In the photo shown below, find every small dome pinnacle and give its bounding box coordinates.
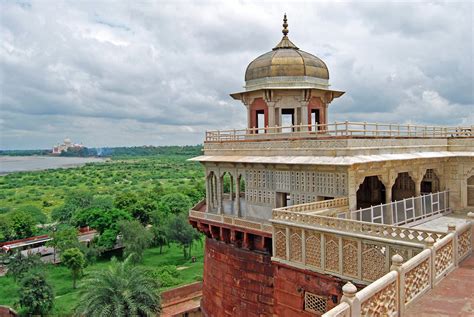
[282,13,289,37]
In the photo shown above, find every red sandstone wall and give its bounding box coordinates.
[201,238,274,317]
[273,263,344,316]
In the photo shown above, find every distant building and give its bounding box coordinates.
[52,138,84,155]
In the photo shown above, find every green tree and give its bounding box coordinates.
[76,256,161,317]
[47,225,78,263]
[61,248,85,288]
[18,205,48,225]
[159,193,192,214]
[10,210,36,239]
[166,213,199,259]
[115,192,156,224]
[150,210,168,254]
[72,207,132,234]
[118,220,152,263]
[51,204,76,224]
[51,189,93,223]
[18,271,54,316]
[114,192,138,210]
[64,189,94,209]
[90,195,114,211]
[7,253,43,282]
[97,228,118,249]
[0,214,13,242]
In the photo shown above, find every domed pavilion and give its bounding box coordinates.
[231,14,344,131]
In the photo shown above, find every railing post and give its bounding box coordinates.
[341,282,358,317]
[363,121,367,136]
[448,224,458,266]
[375,122,378,136]
[390,254,404,316]
[345,120,349,136]
[424,236,435,288]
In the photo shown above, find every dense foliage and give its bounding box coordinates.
[76,256,161,317]
[118,220,152,263]
[0,153,205,243]
[6,253,43,282]
[17,271,54,316]
[0,149,206,314]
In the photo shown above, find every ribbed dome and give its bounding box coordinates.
[244,14,329,87]
[244,48,329,82]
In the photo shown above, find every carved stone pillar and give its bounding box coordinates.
[414,176,423,217]
[384,183,394,224]
[380,173,396,224]
[229,175,234,201]
[217,175,223,214]
[206,175,211,212]
[212,175,218,211]
[246,105,252,130]
[235,175,241,217]
[300,102,309,131]
[267,102,276,129]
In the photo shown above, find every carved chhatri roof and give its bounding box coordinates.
[244,14,329,83]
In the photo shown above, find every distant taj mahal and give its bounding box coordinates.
[52,138,84,155]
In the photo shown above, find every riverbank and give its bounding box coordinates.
[0,156,107,175]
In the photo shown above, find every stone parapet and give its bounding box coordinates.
[203,137,474,157]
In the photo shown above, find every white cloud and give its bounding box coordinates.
[0,0,472,149]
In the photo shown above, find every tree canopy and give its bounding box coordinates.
[61,248,86,289]
[166,213,200,259]
[118,220,152,263]
[10,210,36,239]
[18,271,54,316]
[159,193,192,214]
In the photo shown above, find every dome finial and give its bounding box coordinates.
[282,13,289,37]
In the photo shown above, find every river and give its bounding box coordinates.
[0,156,107,175]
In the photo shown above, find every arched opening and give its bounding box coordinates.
[468,176,474,207]
[221,172,234,215]
[421,169,440,194]
[392,172,415,201]
[207,171,218,212]
[356,176,386,209]
[236,174,247,217]
[222,172,233,198]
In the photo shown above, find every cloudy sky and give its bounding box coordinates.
[1,0,473,150]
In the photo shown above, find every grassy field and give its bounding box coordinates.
[0,241,204,315]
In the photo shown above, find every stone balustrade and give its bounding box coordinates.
[274,197,349,214]
[189,209,272,233]
[206,121,473,142]
[272,210,446,245]
[271,220,425,285]
[323,222,473,317]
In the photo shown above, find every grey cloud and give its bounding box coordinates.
[0,1,472,149]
